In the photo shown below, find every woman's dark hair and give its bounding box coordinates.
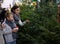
[11,5,19,13]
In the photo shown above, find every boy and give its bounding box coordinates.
[3,12,18,44]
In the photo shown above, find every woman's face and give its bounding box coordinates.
[14,8,20,15]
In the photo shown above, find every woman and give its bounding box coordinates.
[11,5,30,44]
[11,5,30,27]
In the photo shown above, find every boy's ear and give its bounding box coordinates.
[7,17,9,19]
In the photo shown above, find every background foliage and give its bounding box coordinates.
[17,1,60,44]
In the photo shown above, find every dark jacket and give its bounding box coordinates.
[12,13,26,27]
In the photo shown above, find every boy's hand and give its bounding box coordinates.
[12,28,18,32]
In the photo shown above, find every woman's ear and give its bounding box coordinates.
[13,10,15,12]
[13,10,15,13]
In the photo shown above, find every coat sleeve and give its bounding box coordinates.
[3,24,12,35]
[18,20,26,26]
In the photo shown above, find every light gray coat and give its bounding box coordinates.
[0,26,5,44]
[3,23,15,42]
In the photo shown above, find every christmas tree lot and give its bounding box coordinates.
[17,1,60,44]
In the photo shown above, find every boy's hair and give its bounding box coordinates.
[5,12,12,18]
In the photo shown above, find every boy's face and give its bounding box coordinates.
[7,14,14,21]
[14,8,20,15]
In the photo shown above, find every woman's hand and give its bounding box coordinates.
[25,20,30,23]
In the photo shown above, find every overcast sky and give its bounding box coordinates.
[1,0,20,9]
